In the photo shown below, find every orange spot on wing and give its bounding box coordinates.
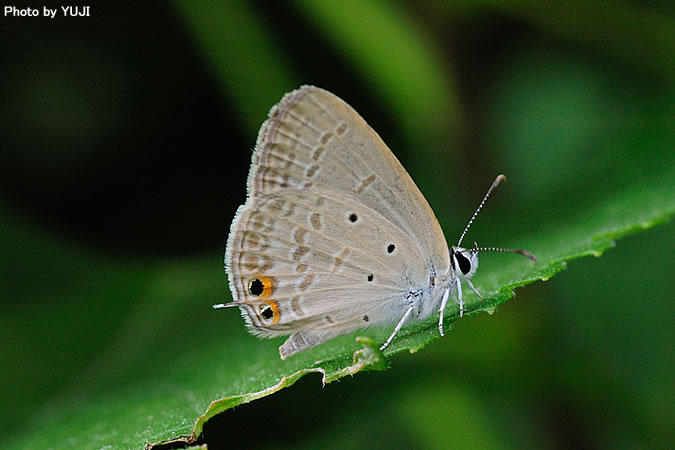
[262,300,281,324]
[249,275,276,299]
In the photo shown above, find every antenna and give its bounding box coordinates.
[457,174,506,247]
[473,245,537,264]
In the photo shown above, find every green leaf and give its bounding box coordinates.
[3,131,672,447]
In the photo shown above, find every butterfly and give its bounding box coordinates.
[214,86,535,359]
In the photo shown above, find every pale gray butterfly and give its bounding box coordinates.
[214,85,535,359]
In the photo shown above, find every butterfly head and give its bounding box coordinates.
[454,174,537,274]
[451,244,479,280]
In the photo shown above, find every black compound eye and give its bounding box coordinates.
[455,252,471,275]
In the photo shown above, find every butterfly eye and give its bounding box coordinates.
[348,213,358,223]
[387,243,396,254]
[455,252,471,275]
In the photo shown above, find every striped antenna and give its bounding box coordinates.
[473,246,537,264]
[457,174,506,247]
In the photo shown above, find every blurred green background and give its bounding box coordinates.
[1,1,673,448]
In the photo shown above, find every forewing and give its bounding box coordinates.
[248,85,450,273]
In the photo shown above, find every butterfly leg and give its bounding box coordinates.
[380,305,414,351]
[438,286,451,336]
[465,279,483,299]
[452,277,464,317]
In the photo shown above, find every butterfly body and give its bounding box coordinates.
[220,86,533,359]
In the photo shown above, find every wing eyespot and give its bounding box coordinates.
[259,300,280,324]
[248,276,276,298]
[249,278,264,296]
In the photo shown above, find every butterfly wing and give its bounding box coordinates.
[247,86,450,271]
[226,86,450,358]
